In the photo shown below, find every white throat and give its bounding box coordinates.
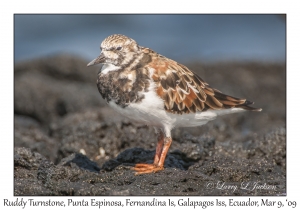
[101,63,121,74]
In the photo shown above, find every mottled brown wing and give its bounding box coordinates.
[148,54,261,114]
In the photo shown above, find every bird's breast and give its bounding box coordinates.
[97,67,151,108]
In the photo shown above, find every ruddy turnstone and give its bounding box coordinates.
[87,34,261,175]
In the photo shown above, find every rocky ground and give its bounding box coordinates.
[14,54,286,195]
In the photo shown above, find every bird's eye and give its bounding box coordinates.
[116,46,122,50]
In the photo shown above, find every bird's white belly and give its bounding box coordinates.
[107,88,245,130]
[107,88,173,128]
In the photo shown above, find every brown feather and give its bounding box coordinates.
[178,102,185,110]
[165,73,177,90]
[178,80,188,92]
[205,95,223,109]
[148,49,261,114]
[188,104,197,113]
[186,89,198,101]
[196,88,207,102]
[218,99,241,106]
[172,72,181,82]
[203,86,215,96]
[160,79,167,90]
[167,89,176,101]
[177,88,186,101]
[182,74,192,83]
[156,85,164,97]
[193,99,205,110]
[183,95,193,108]
[164,94,171,110]
[214,92,246,104]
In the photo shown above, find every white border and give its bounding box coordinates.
[2,1,299,209]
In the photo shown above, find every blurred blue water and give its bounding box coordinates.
[14,14,286,63]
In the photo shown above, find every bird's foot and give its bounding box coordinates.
[132,163,164,175]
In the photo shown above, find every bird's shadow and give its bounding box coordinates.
[101,147,197,172]
[58,148,198,173]
[58,153,101,173]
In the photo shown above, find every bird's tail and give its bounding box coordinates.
[213,91,262,111]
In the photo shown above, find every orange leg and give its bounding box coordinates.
[133,130,172,175]
[153,131,164,165]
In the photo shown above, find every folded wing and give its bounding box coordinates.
[148,52,261,114]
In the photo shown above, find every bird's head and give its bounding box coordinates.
[87,34,140,67]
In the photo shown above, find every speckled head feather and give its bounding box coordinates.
[101,34,136,50]
[87,34,141,67]
[99,34,140,67]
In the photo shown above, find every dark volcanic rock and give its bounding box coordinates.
[58,153,100,173]
[14,147,53,195]
[14,115,59,162]
[14,137,285,196]
[14,55,286,196]
[14,55,105,124]
[14,54,96,83]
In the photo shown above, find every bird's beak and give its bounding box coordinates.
[87,53,105,67]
